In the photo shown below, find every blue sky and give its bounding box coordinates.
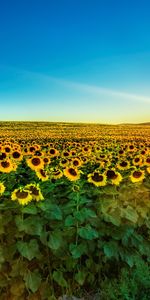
[0,0,150,123]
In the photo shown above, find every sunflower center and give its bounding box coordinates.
[146,158,150,163]
[61,159,67,164]
[40,169,47,177]
[35,151,42,156]
[12,151,20,158]
[68,168,77,176]
[29,186,39,196]
[106,170,117,179]
[31,157,41,166]
[1,161,10,168]
[0,153,7,160]
[63,152,69,157]
[73,160,79,166]
[16,191,29,199]
[54,170,61,175]
[29,147,35,152]
[91,172,104,182]
[5,147,11,153]
[134,158,140,162]
[133,171,142,178]
[43,158,49,163]
[119,150,124,154]
[120,161,128,167]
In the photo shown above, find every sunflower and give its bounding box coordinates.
[25,183,44,201]
[117,160,130,170]
[62,150,70,158]
[43,156,51,165]
[3,145,12,154]
[11,150,23,161]
[132,156,143,167]
[26,156,44,171]
[105,169,123,185]
[82,146,91,155]
[87,171,107,187]
[35,168,49,181]
[80,156,88,164]
[0,182,5,195]
[147,167,150,174]
[64,167,80,181]
[130,169,145,183]
[51,168,63,179]
[34,150,44,157]
[0,152,7,160]
[118,149,125,156]
[71,157,82,168]
[49,148,59,157]
[28,146,36,154]
[128,144,135,152]
[0,159,14,173]
[70,149,77,156]
[11,187,32,205]
[59,158,69,168]
[144,157,150,167]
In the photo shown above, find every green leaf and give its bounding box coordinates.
[122,227,134,246]
[75,270,87,285]
[50,205,62,220]
[103,241,119,259]
[53,270,68,287]
[0,246,5,268]
[21,203,37,215]
[39,203,62,220]
[125,254,134,267]
[103,210,121,226]
[78,225,99,240]
[121,206,138,223]
[64,215,74,226]
[47,230,63,250]
[69,242,88,259]
[74,208,96,223]
[17,239,40,260]
[24,270,42,293]
[15,216,43,236]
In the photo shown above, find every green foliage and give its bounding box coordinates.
[53,270,68,287]
[17,239,41,260]
[24,270,42,293]
[0,175,150,299]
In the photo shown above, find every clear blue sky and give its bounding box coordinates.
[0,0,150,123]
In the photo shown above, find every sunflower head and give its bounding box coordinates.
[51,168,63,179]
[105,169,122,185]
[25,183,44,201]
[11,187,32,205]
[117,160,130,170]
[35,168,49,181]
[87,171,107,187]
[0,182,5,195]
[130,169,145,183]
[26,156,44,170]
[64,167,80,181]
[11,150,23,161]
[0,159,14,173]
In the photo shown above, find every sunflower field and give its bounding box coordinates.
[0,122,150,300]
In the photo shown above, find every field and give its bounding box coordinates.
[0,122,150,300]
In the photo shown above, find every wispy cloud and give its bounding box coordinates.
[1,64,150,104]
[53,78,150,104]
